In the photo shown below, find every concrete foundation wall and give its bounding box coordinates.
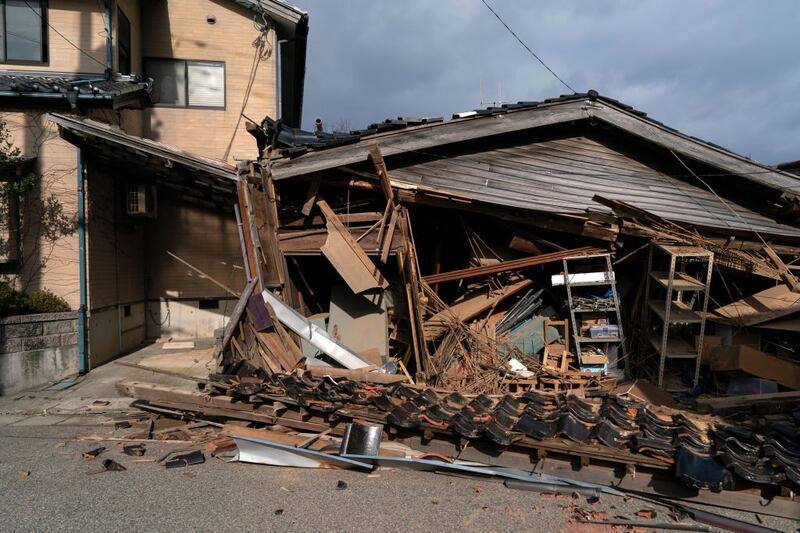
[88,302,146,368]
[0,312,78,396]
[145,298,236,340]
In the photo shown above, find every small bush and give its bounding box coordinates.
[0,281,71,316]
[0,281,29,316]
[25,290,70,313]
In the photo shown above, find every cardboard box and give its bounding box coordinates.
[711,345,800,390]
[696,335,722,365]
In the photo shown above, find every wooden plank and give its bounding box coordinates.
[250,179,284,287]
[696,390,800,415]
[305,366,409,384]
[424,246,603,284]
[115,381,336,434]
[711,345,800,389]
[714,284,800,326]
[214,278,257,361]
[375,201,392,254]
[367,141,396,203]
[235,179,259,286]
[279,227,403,256]
[397,209,430,378]
[380,206,400,264]
[317,198,389,293]
[762,244,800,292]
[280,211,383,228]
[300,174,321,216]
[247,320,287,372]
[424,278,533,339]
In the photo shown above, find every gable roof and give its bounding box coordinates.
[388,134,800,239]
[267,92,800,200]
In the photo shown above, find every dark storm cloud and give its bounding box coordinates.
[298,0,800,164]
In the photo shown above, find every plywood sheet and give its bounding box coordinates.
[711,345,800,390]
[317,199,389,294]
[327,285,389,366]
[714,284,800,326]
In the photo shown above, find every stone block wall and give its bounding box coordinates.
[0,312,79,396]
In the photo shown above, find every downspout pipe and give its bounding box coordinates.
[276,39,285,121]
[77,148,88,374]
[104,1,113,79]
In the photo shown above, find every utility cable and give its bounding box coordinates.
[671,150,770,248]
[23,0,107,69]
[479,0,575,93]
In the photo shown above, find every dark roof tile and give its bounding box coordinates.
[0,73,150,103]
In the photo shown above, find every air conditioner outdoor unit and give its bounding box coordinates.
[126,182,156,217]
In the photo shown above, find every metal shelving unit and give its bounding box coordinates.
[644,244,713,389]
[561,253,624,373]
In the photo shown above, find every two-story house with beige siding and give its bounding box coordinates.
[0,0,307,389]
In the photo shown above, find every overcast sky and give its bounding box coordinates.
[298,0,800,165]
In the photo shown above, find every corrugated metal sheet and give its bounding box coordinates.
[389,136,800,238]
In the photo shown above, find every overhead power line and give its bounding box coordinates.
[479,0,575,93]
[23,0,106,69]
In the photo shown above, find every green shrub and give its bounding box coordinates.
[0,281,71,316]
[0,281,29,316]
[25,290,70,313]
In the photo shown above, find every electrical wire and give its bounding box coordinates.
[23,0,107,69]
[222,13,273,160]
[479,0,575,93]
[671,150,771,248]
[394,145,781,232]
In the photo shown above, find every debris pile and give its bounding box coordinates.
[119,99,800,523]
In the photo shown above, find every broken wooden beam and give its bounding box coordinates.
[762,244,800,293]
[423,247,604,285]
[696,390,800,416]
[304,366,409,384]
[317,197,389,293]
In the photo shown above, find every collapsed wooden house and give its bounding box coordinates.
[119,91,800,512]
[220,91,800,393]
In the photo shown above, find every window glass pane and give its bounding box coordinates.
[118,8,131,74]
[187,62,224,108]
[6,0,43,62]
[145,58,186,106]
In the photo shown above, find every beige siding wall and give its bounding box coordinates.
[86,160,146,310]
[1,0,270,356]
[144,192,244,339]
[85,159,146,366]
[0,109,80,308]
[140,0,276,162]
[0,0,107,74]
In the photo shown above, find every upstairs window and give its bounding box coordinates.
[0,0,49,64]
[144,58,225,109]
[118,7,131,75]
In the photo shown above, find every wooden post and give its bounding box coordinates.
[235,177,259,289]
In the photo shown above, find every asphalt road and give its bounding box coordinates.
[0,421,797,533]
